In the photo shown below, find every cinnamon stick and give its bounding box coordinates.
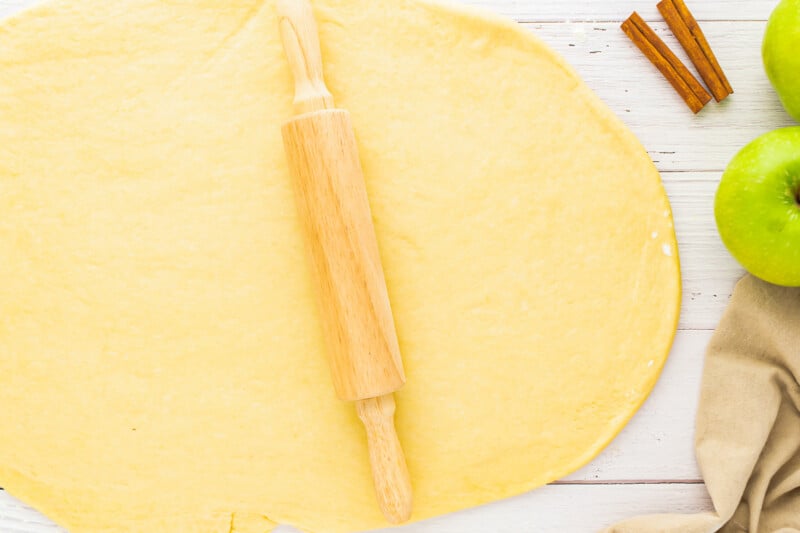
[621,12,711,113]
[658,0,732,101]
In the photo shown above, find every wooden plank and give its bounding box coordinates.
[370,483,713,532]
[529,21,795,172]
[664,172,743,330]
[458,0,774,22]
[0,0,31,19]
[0,492,63,533]
[0,483,714,533]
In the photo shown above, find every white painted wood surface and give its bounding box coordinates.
[0,0,790,531]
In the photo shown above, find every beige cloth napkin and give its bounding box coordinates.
[604,274,800,533]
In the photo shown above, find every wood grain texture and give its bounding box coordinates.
[0,0,784,530]
[277,0,335,114]
[365,483,713,533]
[0,493,64,533]
[282,102,412,528]
[280,72,405,403]
[279,2,411,521]
[664,172,743,330]
[356,395,414,524]
[530,20,794,172]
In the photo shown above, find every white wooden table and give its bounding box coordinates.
[0,0,792,531]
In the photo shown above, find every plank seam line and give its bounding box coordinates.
[551,479,704,485]
[659,170,725,174]
[518,19,767,24]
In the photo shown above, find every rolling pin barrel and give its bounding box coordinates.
[281,110,406,402]
[277,0,412,524]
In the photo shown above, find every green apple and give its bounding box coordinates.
[715,127,800,287]
[763,0,800,121]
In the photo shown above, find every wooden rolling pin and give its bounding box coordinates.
[277,0,413,524]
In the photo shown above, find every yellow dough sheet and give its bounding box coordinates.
[0,0,681,531]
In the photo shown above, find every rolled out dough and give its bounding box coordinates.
[0,0,681,531]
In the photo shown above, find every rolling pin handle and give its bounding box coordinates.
[277,0,335,114]
[355,395,413,524]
